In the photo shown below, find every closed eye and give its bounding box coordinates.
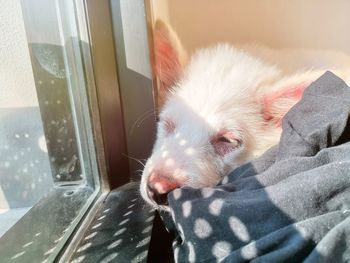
[210,131,242,156]
[217,136,232,143]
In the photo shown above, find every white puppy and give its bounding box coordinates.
[140,21,350,209]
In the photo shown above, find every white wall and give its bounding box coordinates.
[0,0,38,108]
[150,0,350,55]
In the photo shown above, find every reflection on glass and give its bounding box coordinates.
[30,42,83,184]
[0,0,100,261]
[0,0,54,238]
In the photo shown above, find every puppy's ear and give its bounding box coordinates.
[260,69,350,127]
[259,72,316,127]
[153,20,188,105]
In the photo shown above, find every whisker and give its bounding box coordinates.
[122,153,146,168]
[129,110,157,135]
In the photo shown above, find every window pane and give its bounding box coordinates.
[0,0,54,237]
[0,0,100,261]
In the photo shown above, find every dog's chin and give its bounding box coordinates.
[140,186,171,212]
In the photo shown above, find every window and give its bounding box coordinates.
[0,0,102,261]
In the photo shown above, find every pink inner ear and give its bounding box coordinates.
[261,83,309,127]
[154,32,182,93]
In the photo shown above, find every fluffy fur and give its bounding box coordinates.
[140,21,350,209]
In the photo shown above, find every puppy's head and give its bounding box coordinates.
[141,21,287,209]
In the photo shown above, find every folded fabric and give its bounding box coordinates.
[163,71,350,263]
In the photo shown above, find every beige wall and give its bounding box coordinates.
[150,0,350,55]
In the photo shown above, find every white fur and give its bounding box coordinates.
[140,43,350,209]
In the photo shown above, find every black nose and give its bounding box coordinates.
[147,184,169,206]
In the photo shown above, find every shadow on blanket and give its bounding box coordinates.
[161,72,350,263]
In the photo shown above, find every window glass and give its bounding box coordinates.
[0,0,100,261]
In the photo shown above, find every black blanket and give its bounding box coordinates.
[163,72,350,263]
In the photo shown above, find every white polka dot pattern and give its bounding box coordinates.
[194,218,212,239]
